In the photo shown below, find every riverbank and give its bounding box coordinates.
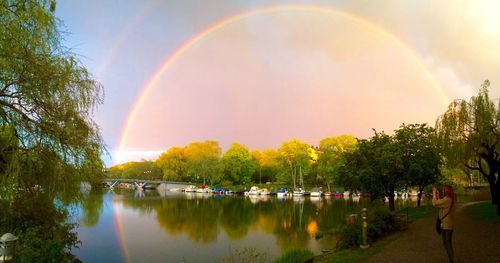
[312,201,500,263]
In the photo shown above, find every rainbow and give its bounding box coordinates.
[96,1,160,80]
[113,198,131,263]
[115,3,450,164]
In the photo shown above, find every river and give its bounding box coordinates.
[71,188,423,262]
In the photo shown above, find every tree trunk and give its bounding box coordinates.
[495,175,500,215]
[292,166,296,190]
[417,186,424,207]
[259,167,262,185]
[299,166,304,190]
[487,176,496,205]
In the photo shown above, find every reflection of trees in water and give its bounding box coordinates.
[219,198,256,239]
[114,191,376,249]
[155,198,219,243]
[80,190,104,227]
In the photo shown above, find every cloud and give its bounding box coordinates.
[335,0,500,99]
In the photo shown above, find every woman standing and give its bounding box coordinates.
[432,185,455,263]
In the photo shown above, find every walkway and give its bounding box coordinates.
[364,201,500,263]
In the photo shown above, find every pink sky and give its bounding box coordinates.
[116,9,447,164]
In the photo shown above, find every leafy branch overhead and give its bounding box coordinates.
[0,0,105,199]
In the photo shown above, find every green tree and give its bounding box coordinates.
[0,0,104,199]
[0,1,104,260]
[317,135,357,191]
[339,131,404,211]
[221,143,255,184]
[251,149,264,184]
[339,125,441,211]
[395,123,441,206]
[435,80,500,214]
[261,149,279,183]
[184,141,221,185]
[252,149,279,184]
[277,139,312,189]
[156,146,187,181]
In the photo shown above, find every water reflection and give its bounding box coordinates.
[75,189,423,262]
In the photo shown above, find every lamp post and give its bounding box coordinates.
[0,233,18,261]
[360,208,370,249]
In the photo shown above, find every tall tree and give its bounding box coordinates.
[221,143,255,184]
[0,0,104,200]
[395,124,441,206]
[156,146,187,181]
[184,141,221,185]
[316,135,357,191]
[277,139,312,189]
[251,149,264,184]
[253,148,279,184]
[338,131,405,211]
[435,80,500,214]
[0,1,104,260]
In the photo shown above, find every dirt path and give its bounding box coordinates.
[364,201,500,263]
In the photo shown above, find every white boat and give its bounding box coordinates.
[310,187,322,197]
[184,185,197,193]
[259,188,270,195]
[293,188,305,196]
[196,185,209,193]
[248,186,260,195]
[277,188,288,198]
[343,191,350,198]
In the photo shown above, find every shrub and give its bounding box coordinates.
[274,249,314,263]
[336,206,403,249]
[0,195,79,262]
[335,217,362,249]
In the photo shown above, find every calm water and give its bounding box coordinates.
[71,188,423,262]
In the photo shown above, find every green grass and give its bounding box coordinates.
[274,249,314,263]
[397,205,438,222]
[313,235,398,263]
[313,205,437,263]
[466,201,500,222]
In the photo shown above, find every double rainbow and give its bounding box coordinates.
[112,5,449,258]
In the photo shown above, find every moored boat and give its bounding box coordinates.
[184,185,197,193]
[310,187,322,197]
[259,188,270,195]
[196,185,209,193]
[277,188,288,198]
[293,188,305,196]
[248,186,260,195]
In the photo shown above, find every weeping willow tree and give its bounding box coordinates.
[0,0,104,201]
[1,1,104,260]
[435,80,500,215]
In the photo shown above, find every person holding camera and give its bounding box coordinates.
[432,185,455,263]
